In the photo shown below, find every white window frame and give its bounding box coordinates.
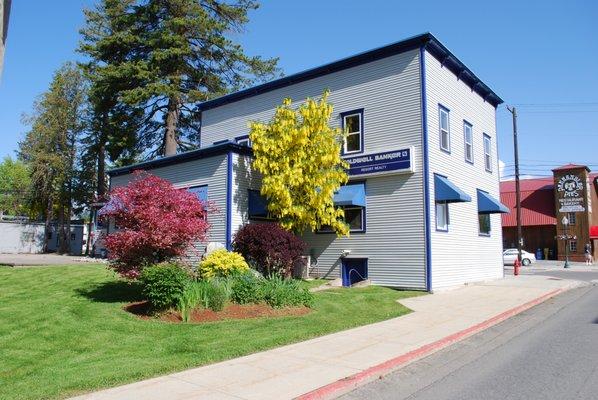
[483,134,492,172]
[478,213,491,236]
[342,112,363,154]
[463,121,473,163]
[439,106,450,152]
[435,201,449,231]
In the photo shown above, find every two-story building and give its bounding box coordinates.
[106,32,507,291]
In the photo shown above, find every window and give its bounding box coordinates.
[236,136,251,147]
[483,134,492,172]
[439,106,450,152]
[435,201,449,231]
[463,121,473,163]
[319,206,365,232]
[341,110,363,154]
[567,212,576,225]
[188,185,209,220]
[569,240,577,252]
[248,189,275,220]
[479,213,491,235]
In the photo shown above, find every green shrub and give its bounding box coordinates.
[140,262,190,310]
[177,278,232,319]
[199,249,249,279]
[260,276,314,308]
[205,282,228,311]
[231,273,263,304]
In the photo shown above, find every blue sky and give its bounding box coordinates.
[1,0,597,179]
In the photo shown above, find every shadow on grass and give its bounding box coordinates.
[76,281,144,303]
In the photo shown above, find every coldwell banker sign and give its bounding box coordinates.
[345,147,414,177]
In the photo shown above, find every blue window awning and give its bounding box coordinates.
[248,190,269,218]
[477,190,509,214]
[334,183,366,207]
[434,174,471,203]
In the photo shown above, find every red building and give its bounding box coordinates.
[500,164,598,261]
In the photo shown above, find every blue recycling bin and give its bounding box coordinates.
[536,248,543,260]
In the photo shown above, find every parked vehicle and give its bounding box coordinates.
[503,248,536,266]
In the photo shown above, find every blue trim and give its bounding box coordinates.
[340,108,365,155]
[225,152,233,250]
[196,33,502,111]
[213,139,230,145]
[438,104,451,154]
[107,142,252,177]
[420,46,432,292]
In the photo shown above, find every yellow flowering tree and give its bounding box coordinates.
[249,91,350,236]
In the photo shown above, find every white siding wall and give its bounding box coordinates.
[424,50,504,290]
[204,50,427,289]
[109,155,229,261]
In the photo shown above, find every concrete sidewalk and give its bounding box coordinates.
[0,253,105,266]
[70,275,583,400]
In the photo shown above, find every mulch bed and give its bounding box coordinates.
[124,300,311,323]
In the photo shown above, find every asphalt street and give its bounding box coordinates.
[340,271,598,400]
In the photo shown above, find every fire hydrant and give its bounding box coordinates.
[513,259,521,276]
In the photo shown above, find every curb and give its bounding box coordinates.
[296,287,566,400]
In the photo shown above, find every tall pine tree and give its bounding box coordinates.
[79,0,280,157]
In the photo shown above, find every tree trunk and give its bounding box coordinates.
[163,97,180,156]
[58,203,68,254]
[43,195,53,253]
[97,142,107,197]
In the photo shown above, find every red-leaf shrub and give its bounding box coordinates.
[232,223,306,277]
[101,171,211,279]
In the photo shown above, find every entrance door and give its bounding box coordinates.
[341,258,368,287]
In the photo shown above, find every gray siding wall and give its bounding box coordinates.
[204,49,427,289]
[0,222,46,253]
[109,154,228,262]
[424,50,504,290]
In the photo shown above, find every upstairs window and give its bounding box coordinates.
[483,134,492,172]
[463,121,473,163]
[439,105,450,152]
[341,110,363,154]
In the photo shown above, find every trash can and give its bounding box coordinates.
[536,248,543,260]
[543,248,549,260]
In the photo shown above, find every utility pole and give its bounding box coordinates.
[506,105,522,263]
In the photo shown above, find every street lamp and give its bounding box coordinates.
[562,216,570,269]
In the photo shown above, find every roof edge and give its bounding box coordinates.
[197,32,503,112]
[107,142,252,177]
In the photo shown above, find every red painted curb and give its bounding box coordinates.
[296,287,565,400]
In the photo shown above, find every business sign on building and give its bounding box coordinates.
[346,147,414,177]
[556,174,585,212]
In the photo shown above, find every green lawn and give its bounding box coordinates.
[0,265,421,400]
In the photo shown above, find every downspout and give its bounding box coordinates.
[225,151,233,250]
[419,45,432,292]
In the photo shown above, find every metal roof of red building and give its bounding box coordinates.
[500,187,556,227]
[500,173,598,227]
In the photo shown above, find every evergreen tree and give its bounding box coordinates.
[19,63,88,253]
[79,0,280,157]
